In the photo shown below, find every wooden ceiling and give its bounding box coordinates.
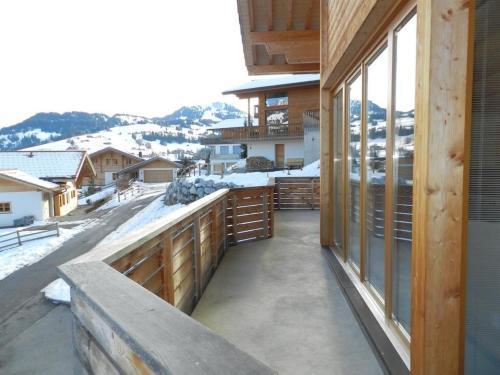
[237,0,320,75]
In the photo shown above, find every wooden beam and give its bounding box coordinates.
[248,0,255,32]
[320,88,333,246]
[267,0,273,31]
[287,0,294,30]
[265,41,319,64]
[305,0,315,30]
[249,30,319,43]
[247,63,320,75]
[411,0,474,374]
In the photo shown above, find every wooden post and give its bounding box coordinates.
[16,230,21,246]
[262,192,269,238]
[232,196,238,244]
[210,206,217,270]
[56,223,60,237]
[411,0,474,374]
[311,178,315,210]
[320,88,333,245]
[222,198,228,252]
[276,180,281,209]
[269,187,275,238]
[192,216,201,300]
[162,233,175,304]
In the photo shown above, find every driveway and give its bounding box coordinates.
[0,192,163,349]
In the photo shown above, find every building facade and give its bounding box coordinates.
[87,147,143,186]
[235,0,500,373]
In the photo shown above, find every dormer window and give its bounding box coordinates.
[265,92,288,107]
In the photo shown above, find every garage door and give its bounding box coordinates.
[143,169,173,183]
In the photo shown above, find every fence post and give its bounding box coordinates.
[232,196,238,244]
[16,230,21,246]
[222,198,228,252]
[56,222,60,237]
[193,216,201,301]
[276,180,281,210]
[311,178,315,210]
[262,192,269,239]
[162,233,175,305]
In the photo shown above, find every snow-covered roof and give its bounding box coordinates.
[90,146,143,161]
[0,169,60,191]
[208,118,259,130]
[0,151,88,179]
[223,74,320,95]
[118,156,182,174]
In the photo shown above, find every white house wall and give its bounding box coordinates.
[0,191,45,227]
[247,140,304,163]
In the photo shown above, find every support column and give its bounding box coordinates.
[319,88,333,246]
[411,0,474,373]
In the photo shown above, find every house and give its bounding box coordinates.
[204,118,245,174]
[117,156,181,183]
[0,151,95,221]
[233,0,499,373]
[0,169,60,227]
[201,74,320,169]
[86,147,143,186]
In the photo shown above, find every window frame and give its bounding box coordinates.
[0,202,12,214]
[330,3,417,350]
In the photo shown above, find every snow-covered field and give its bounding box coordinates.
[27,122,205,160]
[0,219,98,280]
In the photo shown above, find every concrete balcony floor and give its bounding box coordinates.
[192,210,384,375]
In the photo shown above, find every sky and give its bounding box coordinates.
[0,0,255,128]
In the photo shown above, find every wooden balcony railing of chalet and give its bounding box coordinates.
[59,186,276,374]
[201,122,304,145]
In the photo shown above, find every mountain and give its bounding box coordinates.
[0,103,244,151]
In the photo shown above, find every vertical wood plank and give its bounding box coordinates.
[269,187,275,237]
[262,192,269,238]
[320,88,333,245]
[162,233,174,304]
[277,180,281,209]
[222,198,228,252]
[411,0,474,373]
[232,196,239,244]
[192,217,201,300]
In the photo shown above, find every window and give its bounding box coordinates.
[113,159,118,165]
[0,202,11,213]
[266,109,289,135]
[265,92,288,107]
[392,13,416,334]
[232,145,242,155]
[365,45,389,299]
[219,146,229,155]
[331,9,417,342]
[106,159,111,166]
[465,1,500,373]
[71,190,76,198]
[347,74,362,270]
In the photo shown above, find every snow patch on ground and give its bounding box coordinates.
[0,219,99,280]
[189,159,320,187]
[100,196,183,243]
[78,185,116,205]
[43,278,70,304]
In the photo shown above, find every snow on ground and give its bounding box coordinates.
[78,185,116,205]
[100,196,183,243]
[189,159,321,187]
[95,182,168,211]
[26,122,205,160]
[43,278,70,304]
[0,219,99,280]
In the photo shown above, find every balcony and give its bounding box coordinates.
[58,180,390,374]
[200,122,304,145]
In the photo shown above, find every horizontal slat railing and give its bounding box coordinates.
[60,186,276,374]
[274,177,320,210]
[200,122,304,144]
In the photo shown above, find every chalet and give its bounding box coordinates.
[202,75,320,169]
[117,156,181,183]
[205,118,245,174]
[0,151,95,222]
[86,146,143,186]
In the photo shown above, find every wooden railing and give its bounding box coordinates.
[60,186,276,374]
[273,177,320,210]
[201,122,304,144]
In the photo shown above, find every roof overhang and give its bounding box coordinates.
[237,0,320,75]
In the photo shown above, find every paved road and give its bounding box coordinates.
[0,193,162,348]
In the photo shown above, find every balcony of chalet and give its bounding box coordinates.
[58,179,395,374]
[200,121,305,145]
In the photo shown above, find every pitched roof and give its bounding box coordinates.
[0,151,91,180]
[223,74,320,95]
[118,156,182,174]
[90,146,143,161]
[0,169,60,191]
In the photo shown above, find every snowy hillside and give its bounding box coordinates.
[0,102,244,151]
[27,122,207,160]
